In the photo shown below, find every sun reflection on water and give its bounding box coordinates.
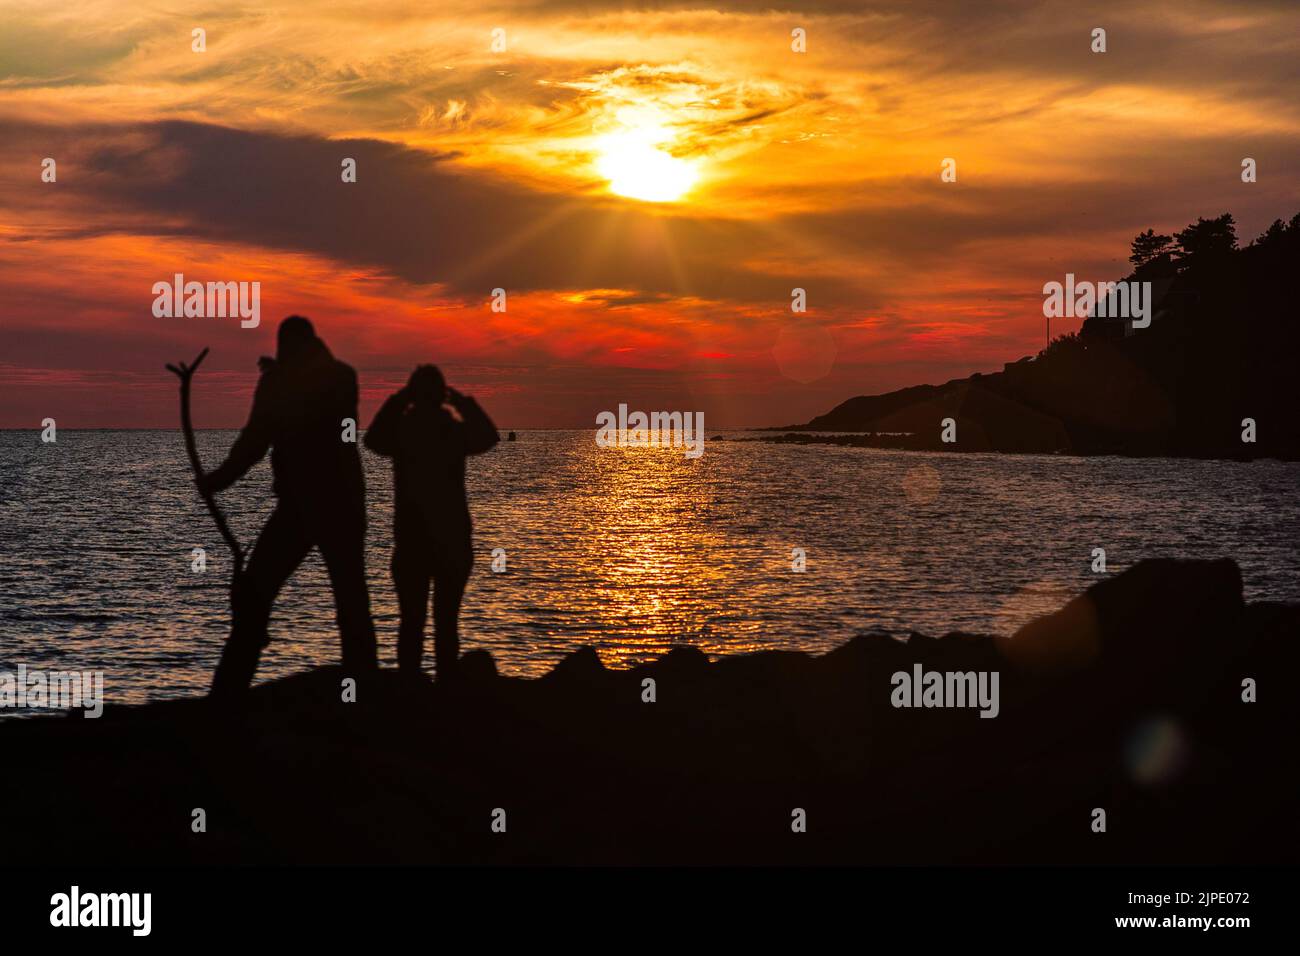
[554,439,766,668]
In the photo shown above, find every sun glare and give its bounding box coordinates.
[594,126,699,203]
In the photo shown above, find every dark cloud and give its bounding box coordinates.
[2,118,868,304]
[2,113,1296,310]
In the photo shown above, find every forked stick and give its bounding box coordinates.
[166,348,246,578]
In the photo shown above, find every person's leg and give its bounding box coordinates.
[431,547,472,680]
[318,521,379,677]
[392,546,431,674]
[211,507,311,698]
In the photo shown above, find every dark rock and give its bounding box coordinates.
[457,649,498,683]
[1,558,1294,865]
[544,646,606,685]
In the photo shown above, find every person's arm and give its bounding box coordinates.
[202,373,274,494]
[363,389,409,457]
[448,389,499,455]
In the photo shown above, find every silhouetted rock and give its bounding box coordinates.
[2,558,1295,865]
[458,648,498,683]
[545,646,606,686]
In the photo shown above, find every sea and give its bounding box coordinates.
[2,429,1297,714]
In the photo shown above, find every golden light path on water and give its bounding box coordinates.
[558,439,759,668]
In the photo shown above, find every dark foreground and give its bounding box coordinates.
[3,558,1296,865]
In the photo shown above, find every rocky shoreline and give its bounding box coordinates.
[2,558,1296,865]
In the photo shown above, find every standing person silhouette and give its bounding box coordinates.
[200,316,378,697]
[364,365,498,680]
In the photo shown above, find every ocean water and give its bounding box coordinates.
[2,429,1298,712]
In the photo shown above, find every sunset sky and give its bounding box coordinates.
[2,0,1298,427]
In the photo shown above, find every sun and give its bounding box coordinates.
[594,125,699,203]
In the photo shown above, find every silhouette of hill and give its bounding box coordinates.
[2,558,1295,864]
[787,212,1300,459]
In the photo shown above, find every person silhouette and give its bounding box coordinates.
[199,316,378,697]
[364,365,498,679]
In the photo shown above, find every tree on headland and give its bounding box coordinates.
[1129,229,1175,269]
[1173,213,1236,266]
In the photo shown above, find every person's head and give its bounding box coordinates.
[407,364,446,405]
[277,315,318,362]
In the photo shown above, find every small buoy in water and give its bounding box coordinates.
[507,431,517,441]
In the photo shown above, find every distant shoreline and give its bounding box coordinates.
[729,430,1298,463]
[9,426,1297,461]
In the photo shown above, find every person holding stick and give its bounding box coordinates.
[197,316,378,697]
